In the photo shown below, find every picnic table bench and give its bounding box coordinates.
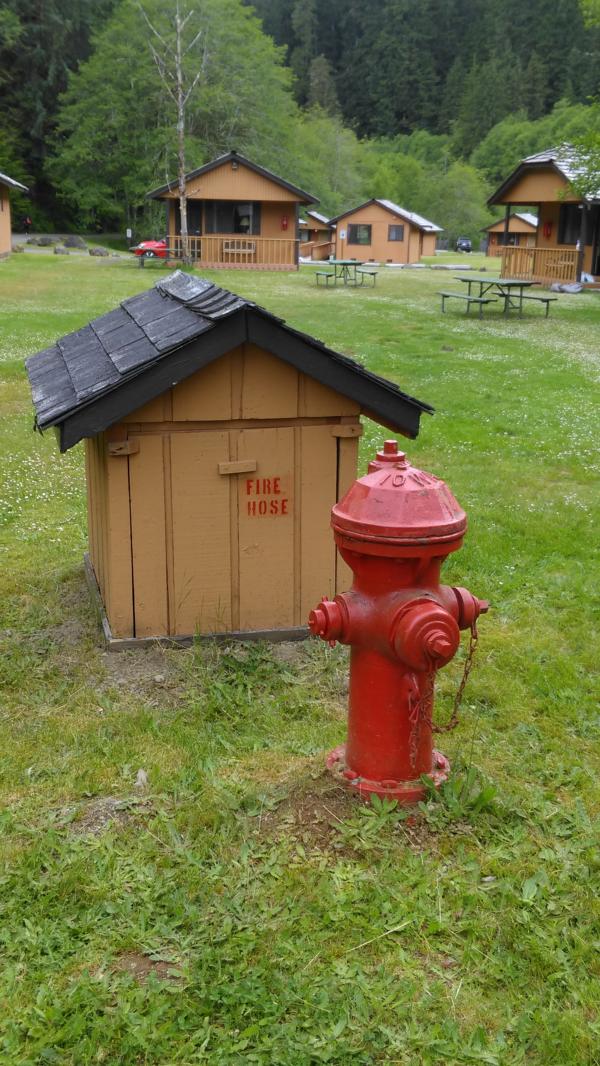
[316,269,336,286]
[514,293,557,317]
[357,267,378,285]
[438,291,498,317]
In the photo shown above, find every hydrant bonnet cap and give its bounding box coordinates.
[332,446,467,545]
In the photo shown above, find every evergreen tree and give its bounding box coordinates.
[307,55,340,115]
[0,0,117,220]
[522,53,550,120]
[289,0,317,103]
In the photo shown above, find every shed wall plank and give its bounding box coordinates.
[85,440,97,578]
[129,435,168,636]
[104,450,134,637]
[122,394,169,423]
[170,431,232,634]
[171,350,233,421]
[300,375,360,418]
[237,427,295,629]
[299,424,337,620]
[95,434,108,600]
[335,433,360,593]
[240,345,299,420]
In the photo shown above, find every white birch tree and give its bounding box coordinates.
[138,0,208,264]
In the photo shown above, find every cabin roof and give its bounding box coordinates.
[26,271,433,452]
[482,211,538,232]
[147,150,318,204]
[488,144,600,205]
[329,198,443,233]
[306,209,331,226]
[0,170,28,192]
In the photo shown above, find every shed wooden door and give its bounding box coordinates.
[126,423,345,638]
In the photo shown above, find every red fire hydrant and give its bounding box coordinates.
[308,441,487,805]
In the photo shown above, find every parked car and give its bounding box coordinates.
[131,238,168,259]
[456,236,472,252]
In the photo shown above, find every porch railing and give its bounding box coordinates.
[500,245,578,284]
[170,235,297,266]
[299,239,335,261]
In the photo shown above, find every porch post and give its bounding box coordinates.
[576,203,588,283]
[503,203,510,246]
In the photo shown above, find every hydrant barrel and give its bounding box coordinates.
[310,442,487,805]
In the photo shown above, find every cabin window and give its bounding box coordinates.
[557,204,584,246]
[347,224,371,245]
[204,200,261,235]
[388,224,404,241]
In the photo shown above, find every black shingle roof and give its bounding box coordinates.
[26,272,433,451]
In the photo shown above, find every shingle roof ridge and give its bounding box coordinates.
[376,198,442,232]
[0,170,28,191]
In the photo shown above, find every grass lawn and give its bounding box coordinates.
[1,251,599,1065]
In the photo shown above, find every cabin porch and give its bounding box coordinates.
[168,234,298,270]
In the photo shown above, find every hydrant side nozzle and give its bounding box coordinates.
[451,586,488,629]
[308,606,327,637]
[308,597,344,642]
[391,601,460,671]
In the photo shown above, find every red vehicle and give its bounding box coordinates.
[131,238,168,259]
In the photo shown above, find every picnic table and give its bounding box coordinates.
[454,275,541,315]
[330,259,364,285]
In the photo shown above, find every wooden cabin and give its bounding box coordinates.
[488,147,600,284]
[147,151,317,271]
[26,272,432,648]
[483,212,538,257]
[299,210,335,260]
[0,171,28,256]
[329,199,442,264]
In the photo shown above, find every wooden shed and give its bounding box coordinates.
[329,199,442,264]
[0,170,28,256]
[26,272,432,648]
[147,150,317,271]
[483,212,538,256]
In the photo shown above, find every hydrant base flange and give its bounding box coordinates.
[326,744,450,806]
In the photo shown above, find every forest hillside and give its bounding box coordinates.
[1,0,599,241]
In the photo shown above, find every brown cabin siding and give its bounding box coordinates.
[163,160,308,202]
[0,183,12,256]
[335,202,433,263]
[494,168,578,205]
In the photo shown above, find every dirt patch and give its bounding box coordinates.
[112,952,182,983]
[253,774,362,852]
[39,618,88,646]
[101,646,186,703]
[103,646,174,685]
[270,640,309,665]
[68,797,147,836]
[396,815,439,852]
